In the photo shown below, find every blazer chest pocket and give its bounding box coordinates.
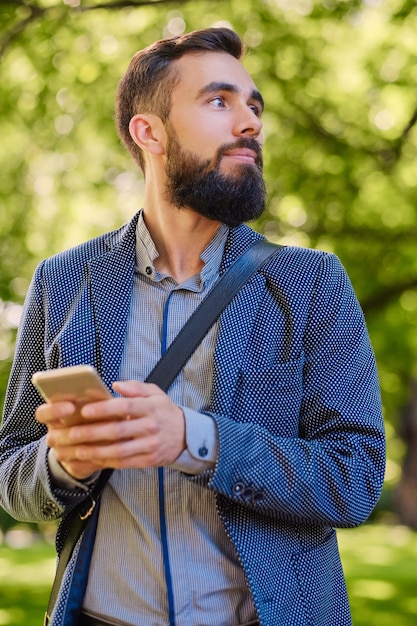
[233,356,304,433]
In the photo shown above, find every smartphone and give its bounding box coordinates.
[32,364,111,404]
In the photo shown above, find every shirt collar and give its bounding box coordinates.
[135,210,229,286]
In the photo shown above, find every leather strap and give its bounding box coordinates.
[145,239,281,392]
[45,238,283,624]
[77,614,260,626]
[77,612,119,626]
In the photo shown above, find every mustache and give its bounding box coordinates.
[216,138,263,167]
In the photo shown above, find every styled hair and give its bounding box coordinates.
[115,27,244,172]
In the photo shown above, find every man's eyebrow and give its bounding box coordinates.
[197,81,264,111]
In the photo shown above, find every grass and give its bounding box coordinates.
[0,539,55,626]
[0,523,417,625]
[339,523,417,625]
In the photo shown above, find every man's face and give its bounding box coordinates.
[163,51,266,227]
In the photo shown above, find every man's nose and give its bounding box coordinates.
[233,106,263,138]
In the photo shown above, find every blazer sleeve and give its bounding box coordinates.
[0,263,90,523]
[206,252,385,528]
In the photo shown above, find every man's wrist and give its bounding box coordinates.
[48,448,100,491]
[170,408,218,474]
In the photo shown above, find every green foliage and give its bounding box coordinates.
[1,0,417,522]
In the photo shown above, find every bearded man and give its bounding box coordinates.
[0,27,385,626]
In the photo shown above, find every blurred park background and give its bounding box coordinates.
[1,0,417,623]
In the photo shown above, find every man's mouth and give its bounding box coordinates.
[222,148,258,164]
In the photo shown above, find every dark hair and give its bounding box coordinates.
[115,27,244,173]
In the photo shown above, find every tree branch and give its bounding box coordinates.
[286,89,417,172]
[376,105,417,169]
[0,0,190,58]
[1,0,31,5]
[0,4,47,58]
[80,0,187,9]
[321,226,417,244]
[361,276,417,314]
[400,106,417,141]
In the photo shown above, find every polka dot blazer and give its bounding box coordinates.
[0,213,385,625]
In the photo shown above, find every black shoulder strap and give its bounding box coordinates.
[146,239,282,391]
[45,238,283,624]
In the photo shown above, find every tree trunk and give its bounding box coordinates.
[394,380,417,528]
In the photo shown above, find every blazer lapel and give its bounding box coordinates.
[88,215,138,389]
[210,226,266,416]
[211,273,266,416]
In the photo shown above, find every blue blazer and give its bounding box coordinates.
[0,213,385,625]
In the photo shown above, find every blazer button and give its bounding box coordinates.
[232,482,245,495]
[242,487,254,501]
[42,500,59,520]
[253,490,265,502]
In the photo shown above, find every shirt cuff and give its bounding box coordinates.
[48,448,100,492]
[170,408,218,474]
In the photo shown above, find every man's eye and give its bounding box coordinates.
[210,97,225,108]
[249,104,262,117]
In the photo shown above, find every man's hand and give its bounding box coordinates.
[35,380,186,481]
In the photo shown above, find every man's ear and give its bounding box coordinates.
[128,114,166,156]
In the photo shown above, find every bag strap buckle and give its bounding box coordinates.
[79,496,96,520]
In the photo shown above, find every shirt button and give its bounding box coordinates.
[145,266,152,275]
[198,446,208,458]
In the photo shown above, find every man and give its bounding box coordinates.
[0,27,385,626]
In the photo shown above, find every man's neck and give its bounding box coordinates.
[141,202,222,284]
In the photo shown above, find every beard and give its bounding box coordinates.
[164,127,266,228]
